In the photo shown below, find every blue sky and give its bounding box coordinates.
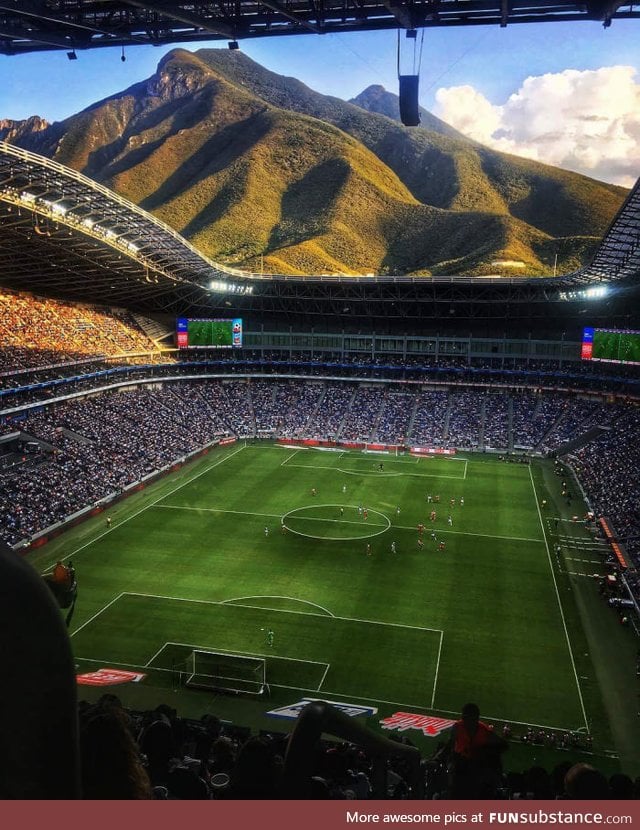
[1,21,639,185]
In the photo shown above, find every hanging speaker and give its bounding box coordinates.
[398,75,420,127]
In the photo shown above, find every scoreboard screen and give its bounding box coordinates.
[176,318,243,349]
[581,327,640,365]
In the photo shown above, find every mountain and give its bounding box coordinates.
[4,49,627,277]
[0,115,49,144]
[349,84,466,140]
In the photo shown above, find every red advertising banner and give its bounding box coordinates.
[76,668,146,686]
[410,447,457,456]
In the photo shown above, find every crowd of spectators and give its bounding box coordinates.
[571,406,640,563]
[445,391,483,449]
[306,385,355,440]
[2,378,640,553]
[62,695,638,800]
[407,391,448,446]
[340,387,384,442]
[0,289,158,372]
[375,390,415,445]
[482,393,510,450]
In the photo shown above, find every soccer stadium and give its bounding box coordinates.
[1,2,640,805]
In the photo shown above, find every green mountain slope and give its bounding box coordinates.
[6,48,627,277]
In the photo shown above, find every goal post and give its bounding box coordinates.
[184,649,266,695]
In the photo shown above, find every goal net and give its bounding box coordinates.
[184,649,266,695]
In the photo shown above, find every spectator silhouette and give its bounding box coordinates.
[564,763,609,799]
[445,702,508,798]
[79,704,151,799]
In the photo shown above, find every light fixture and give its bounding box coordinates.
[67,49,77,60]
[228,40,239,50]
[121,46,126,62]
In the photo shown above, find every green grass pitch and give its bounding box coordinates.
[55,442,600,736]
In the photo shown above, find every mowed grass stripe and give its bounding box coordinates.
[71,593,442,708]
[63,444,590,730]
[282,453,467,480]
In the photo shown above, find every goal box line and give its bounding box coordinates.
[186,648,266,696]
[147,641,330,693]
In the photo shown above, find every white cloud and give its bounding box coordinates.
[434,66,640,187]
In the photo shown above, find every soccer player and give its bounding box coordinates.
[450,498,455,508]
[266,629,274,648]
[447,515,453,526]
[417,522,425,536]
[363,508,368,520]
[427,494,432,503]
[311,487,317,497]
[342,484,347,494]
[431,531,437,542]
[417,538,424,550]
[340,507,344,517]
[439,541,446,552]
[264,526,269,537]
[396,506,401,516]
[430,510,436,522]
[434,495,440,503]
[379,462,384,472]
[460,497,464,507]
[391,541,397,554]
[366,543,371,556]
[106,516,112,528]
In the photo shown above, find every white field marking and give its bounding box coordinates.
[118,590,444,634]
[394,522,544,544]
[435,707,589,734]
[430,631,444,709]
[70,654,595,734]
[316,663,331,692]
[155,504,542,545]
[75,656,174,673]
[287,516,387,527]
[285,524,390,542]
[566,572,605,578]
[463,460,468,480]
[51,444,247,569]
[155,504,283,518]
[281,459,465,480]
[155,503,389,531]
[528,465,589,730]
[280,449,300,466]
[564,558,602,564]
[152,640,329,668]
[220,595,335,617]
[70,592,125,638]
[144,641,173,668]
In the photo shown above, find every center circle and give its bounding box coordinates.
[282,504,391,541]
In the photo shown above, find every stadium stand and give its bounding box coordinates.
[0,289,159,371]
[1,299,640,800]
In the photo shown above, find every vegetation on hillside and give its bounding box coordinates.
[6,48,628,277]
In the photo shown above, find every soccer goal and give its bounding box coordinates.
[184,649,266,695]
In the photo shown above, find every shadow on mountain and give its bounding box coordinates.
[85,87,220,179]
[268,158,351,250]
[139,110,271,212]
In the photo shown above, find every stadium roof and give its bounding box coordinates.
[0,140,639,327]
[0,0,637,57]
